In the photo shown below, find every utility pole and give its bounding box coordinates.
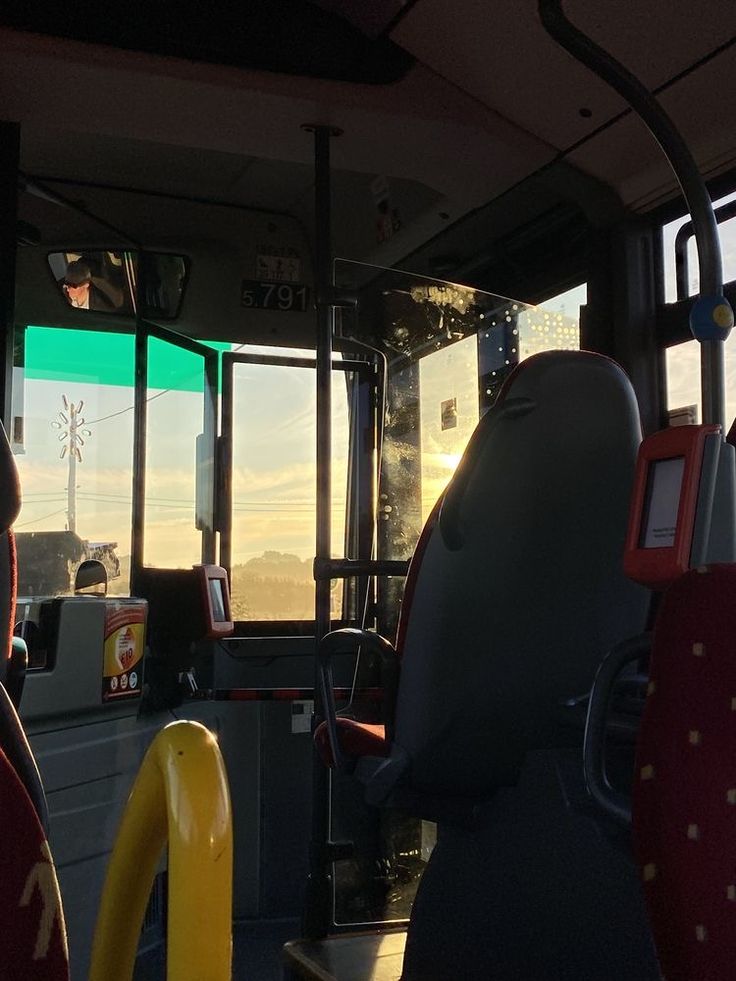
[51,396,91,534]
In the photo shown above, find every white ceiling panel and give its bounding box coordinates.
[393,0,736,151]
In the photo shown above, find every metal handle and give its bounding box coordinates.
[583,633,651,826]
[317,627,397,771]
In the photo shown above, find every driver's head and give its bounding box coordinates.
[63,260,92,302]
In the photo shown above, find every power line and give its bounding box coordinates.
[73,491,346,507]
[16,507,69,528]
[84,340,318,427]
[85,386,172,425]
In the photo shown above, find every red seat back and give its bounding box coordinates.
[633,564,736,980]
[0,418,21,684]
[0,746,69,980]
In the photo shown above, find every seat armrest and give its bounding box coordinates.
[583,632,651,826]
[7,637,28,709]
[317,628,397,771]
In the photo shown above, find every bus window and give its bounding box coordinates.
[666,338,736,426]
[12,325,135,598]
[664,200,736,424]
[226,358,349,621]
[142,335,209,569]
[662,190,736,302]
[517,283,584,359]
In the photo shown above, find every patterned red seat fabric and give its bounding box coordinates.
[633,564,736,981]
[0,746,69,981]
[314,719,388,769]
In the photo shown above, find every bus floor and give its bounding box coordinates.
[134,917,302,980]
[133,749,656,980]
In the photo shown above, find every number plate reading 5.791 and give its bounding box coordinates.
[240,280,311,312]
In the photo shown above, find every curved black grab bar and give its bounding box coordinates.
[538,0,722,297]
[539,0,733,428]
[317,627,398,771]
[583,633,651,827]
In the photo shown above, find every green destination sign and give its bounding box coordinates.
[24,327,231,392]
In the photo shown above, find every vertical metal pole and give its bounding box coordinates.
[0,122,20,433]
[219,356,234,574]
[314,125,333,655]
[201,351,219,565]
[701,339,725,428]
[130,321,148,591]
[67,430,77,533]
[304,123,338,940]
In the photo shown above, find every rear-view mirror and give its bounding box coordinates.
[48,250,188,319]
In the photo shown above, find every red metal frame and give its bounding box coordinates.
[624,424,719,589]
[194,564,234,638]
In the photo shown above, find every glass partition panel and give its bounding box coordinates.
[334,260,583,564]
[419,333,479,522]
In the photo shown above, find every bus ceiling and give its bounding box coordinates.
[0,1,734,243]
[3,2,736,344]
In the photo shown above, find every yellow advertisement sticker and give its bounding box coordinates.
[102,602,146,701]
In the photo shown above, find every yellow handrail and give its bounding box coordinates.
[88,721,233,981]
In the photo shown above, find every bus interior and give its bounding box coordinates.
[1,1,736,978]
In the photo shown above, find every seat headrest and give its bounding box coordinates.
[440,350,634,551]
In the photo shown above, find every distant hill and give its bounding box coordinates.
[242,551,312,580]
[115,549,338,620]
[231,551,340,621]
[230,551,311,620]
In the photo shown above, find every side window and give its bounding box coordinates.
[517,283,584,360]
[663,191,736,424]
[142,335,209,569]
[12,325,135,599]
[417,283,584,522]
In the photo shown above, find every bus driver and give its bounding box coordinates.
[60,260,119,311]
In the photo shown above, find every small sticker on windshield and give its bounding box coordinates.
[441,397,458,431]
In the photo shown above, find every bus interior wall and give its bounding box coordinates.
[1,3,736,979]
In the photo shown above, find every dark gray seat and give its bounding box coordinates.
[314,350,659,978]
[320,350,650,810]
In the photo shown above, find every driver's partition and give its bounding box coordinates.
[296,349,659,979]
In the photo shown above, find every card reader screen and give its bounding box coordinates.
[639,456,686,549]
[208,577,227,622]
